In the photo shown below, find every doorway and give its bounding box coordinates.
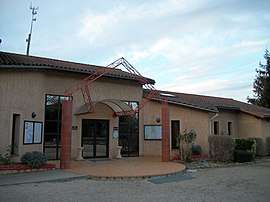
[81,119,109,158]
[11,114,20,155]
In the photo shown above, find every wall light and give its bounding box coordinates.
[31,112,36,119]
[156,118,161,123]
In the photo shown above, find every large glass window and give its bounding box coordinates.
[118,101,139,157]
[44,95,68,160]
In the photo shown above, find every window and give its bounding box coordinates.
[171,120,180,149]
[44,94,68,159]
[214,121,219,135]
[23,121,42,144]
[228,122,232,136]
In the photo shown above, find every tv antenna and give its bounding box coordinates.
[26,3,38,55]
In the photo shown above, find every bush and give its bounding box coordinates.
[191,145,202,155]
[21,151,47,168]
[208,135,235,163]
[267,137,270,155]
[0,145,13,165]
[248,138,263,156]
[235,139,254,151]
[234,150,255,163]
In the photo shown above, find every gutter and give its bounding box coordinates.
[150,98,218,113]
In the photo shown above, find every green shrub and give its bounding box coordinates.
[191,145,202,155]
[208,135,235,163]
[235,139,254,151]
[21,151,47,168]
[248,138,263,156]
[234,150,255,163]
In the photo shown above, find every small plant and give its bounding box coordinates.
[21,151,47,168]
[191,145,202,155]
[0,145,13,165]
[176,129,197,163]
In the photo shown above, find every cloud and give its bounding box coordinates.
[233,39,270,51]
[77,7,124,43]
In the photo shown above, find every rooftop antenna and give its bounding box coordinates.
[26,3,38,56]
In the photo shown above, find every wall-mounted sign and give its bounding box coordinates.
[113,127,119,139]
[144,125,162,140]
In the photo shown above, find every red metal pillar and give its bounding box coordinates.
[60,99,72,169]
[161,102,170,162]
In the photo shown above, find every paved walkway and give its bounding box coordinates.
[0,157,185,186]
[0,170,87,186]
[49,157,185,179]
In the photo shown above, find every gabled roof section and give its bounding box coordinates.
[0,51,155,84]
[144,89,270,118]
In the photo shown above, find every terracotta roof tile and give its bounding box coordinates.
[144,89,270,118]
[0,51,155,84]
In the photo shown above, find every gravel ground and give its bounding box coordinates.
[0,162,270,202]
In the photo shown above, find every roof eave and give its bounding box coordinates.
[0,64,155,85]
[150,98,218,113]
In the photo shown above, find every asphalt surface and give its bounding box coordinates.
[0,162,270,202]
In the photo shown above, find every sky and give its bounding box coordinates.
[0,0,270,102]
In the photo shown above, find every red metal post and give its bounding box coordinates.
[60,99,72,169]
[161,101,170,162]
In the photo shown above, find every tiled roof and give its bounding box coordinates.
[0,51,155,84]
[144,89,270,118]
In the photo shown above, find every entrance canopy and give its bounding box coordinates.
[75,99,133,116]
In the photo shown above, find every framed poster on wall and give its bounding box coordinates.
[144,125,162,140]
[23,121,43,144]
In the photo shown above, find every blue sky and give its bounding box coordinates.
[1,0,270,102]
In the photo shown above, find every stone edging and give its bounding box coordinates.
[184,158,270,169]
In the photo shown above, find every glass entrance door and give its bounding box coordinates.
[118,101,139,157]
[82,119,109,158]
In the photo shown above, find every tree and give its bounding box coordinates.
[247,49,270,108]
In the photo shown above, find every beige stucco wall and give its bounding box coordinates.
[140,101,210,158]
[237,113,262,138]
[0,70,142,160]
[262,120,270,155]
[0,71,45,157]
[211,110,239,137]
